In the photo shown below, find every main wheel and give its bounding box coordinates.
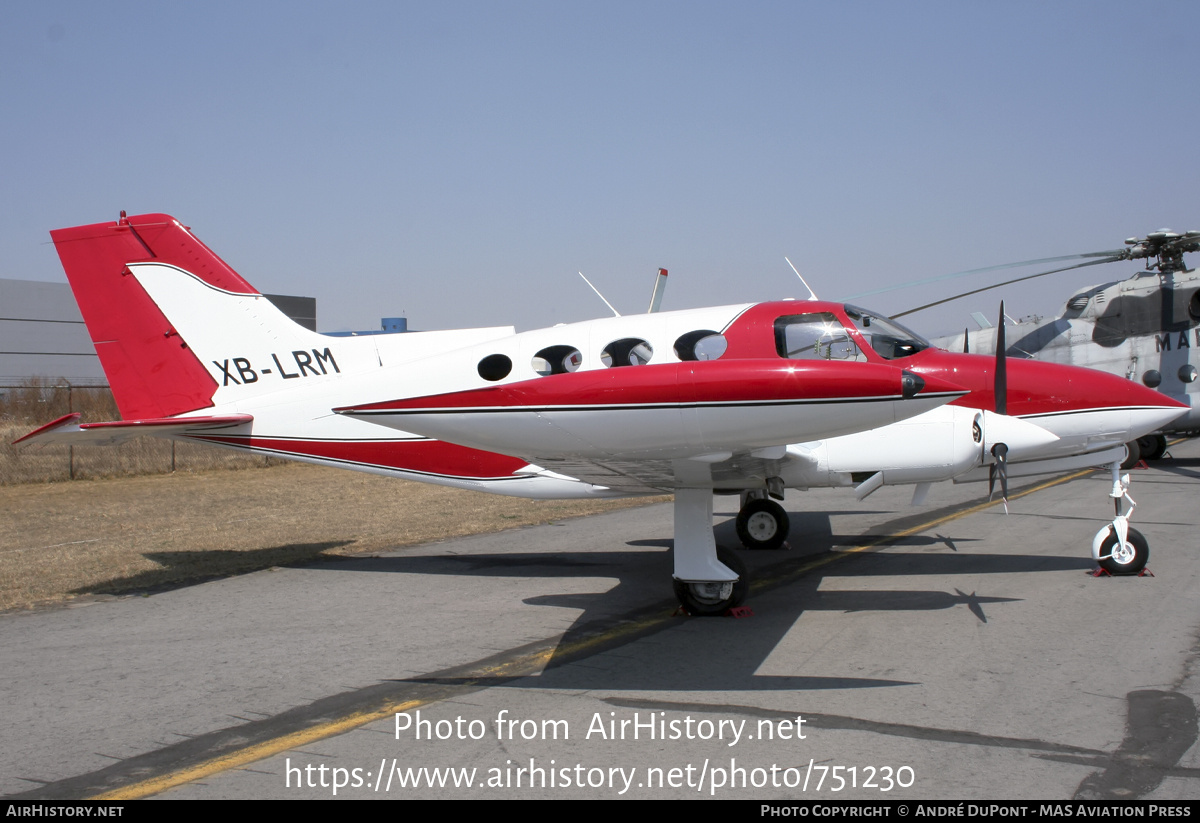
[1097,527,1149,574]
[736,498,790,550]
[1137,434,1168,461]
[1120,439,1141,471]
[673,547,749,616]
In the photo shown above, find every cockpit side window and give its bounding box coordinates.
[773,313,864,361]
[842,305,929,360]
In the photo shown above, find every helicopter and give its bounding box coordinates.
[928,229,1200,466]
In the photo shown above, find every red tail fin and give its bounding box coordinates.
[50,213,258,420]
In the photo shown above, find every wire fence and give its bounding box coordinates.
[1,381,281,485]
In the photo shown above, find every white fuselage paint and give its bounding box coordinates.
[130,264,1180,501]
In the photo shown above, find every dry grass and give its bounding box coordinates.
[2,382,280,484]
[2,424,282,484]
[0,462,666,612]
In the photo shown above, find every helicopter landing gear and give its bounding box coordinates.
[1137,433,1168,461]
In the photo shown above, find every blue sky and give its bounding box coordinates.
[3,1,1197,335]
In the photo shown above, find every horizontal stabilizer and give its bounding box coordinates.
[14,413,253,447]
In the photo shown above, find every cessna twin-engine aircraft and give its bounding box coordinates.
[18,214,1187,614]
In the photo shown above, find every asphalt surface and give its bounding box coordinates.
[3,442,1198,800]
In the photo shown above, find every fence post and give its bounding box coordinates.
[67,383,74,481]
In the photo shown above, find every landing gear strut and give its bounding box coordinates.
[671,487,748,616]
[1092,460,1149,574]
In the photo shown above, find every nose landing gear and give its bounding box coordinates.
[1092,461,1150,575]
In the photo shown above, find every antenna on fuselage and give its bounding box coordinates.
[577,271,621,317]
[647,268,668,313]
[785,257,819,300]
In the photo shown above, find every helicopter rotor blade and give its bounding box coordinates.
[843,250,1125,304]
[891,256,1123,319]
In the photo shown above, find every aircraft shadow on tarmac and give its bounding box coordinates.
[81,506,1088,694]
[67,541,355,598]
[313,509,1099,694]
[1152,457,1200,481]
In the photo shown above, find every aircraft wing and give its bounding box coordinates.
[524,447,813,495]
[14,413,254,447]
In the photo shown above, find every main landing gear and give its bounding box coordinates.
[670,488,795,615]
[671,488,749,616]
[673,547,749,616]
[1092,459,1150,575]
[735,494,790,551]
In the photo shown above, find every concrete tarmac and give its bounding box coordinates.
[3,442,1199,800]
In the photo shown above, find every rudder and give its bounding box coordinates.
[50,213,258,419]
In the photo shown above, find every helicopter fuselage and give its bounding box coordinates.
[938,268,1200,432]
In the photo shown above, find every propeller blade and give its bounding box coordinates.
[989,442,1010,504]
[963,328,969,354]
[995,302,1006,416]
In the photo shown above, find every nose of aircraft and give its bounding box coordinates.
[1121,400,1190,441]
[909,351,1188,447]
[994,359,1187,451]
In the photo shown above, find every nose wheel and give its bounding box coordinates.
[736,498,790,550]
[1091,461,1151,575]
[1094,527,1149,574]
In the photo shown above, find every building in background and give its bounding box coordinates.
[0,279,102,385]
[0,278,322,385]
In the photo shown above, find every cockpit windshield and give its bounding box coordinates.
[842,305,930,360]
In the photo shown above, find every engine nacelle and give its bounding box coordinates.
[780,406,984,488]
[976,410,1060,462]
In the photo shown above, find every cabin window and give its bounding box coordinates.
[674,330,728,361]
[532,345,582,376]
[774,313,863,361]
[477,353,512,381]
[601,338,654,367]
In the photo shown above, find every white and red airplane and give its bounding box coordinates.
[17,213,1186,614]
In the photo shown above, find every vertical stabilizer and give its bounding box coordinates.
[49,213,257,419]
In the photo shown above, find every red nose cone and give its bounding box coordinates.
[907,350,1188,417]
